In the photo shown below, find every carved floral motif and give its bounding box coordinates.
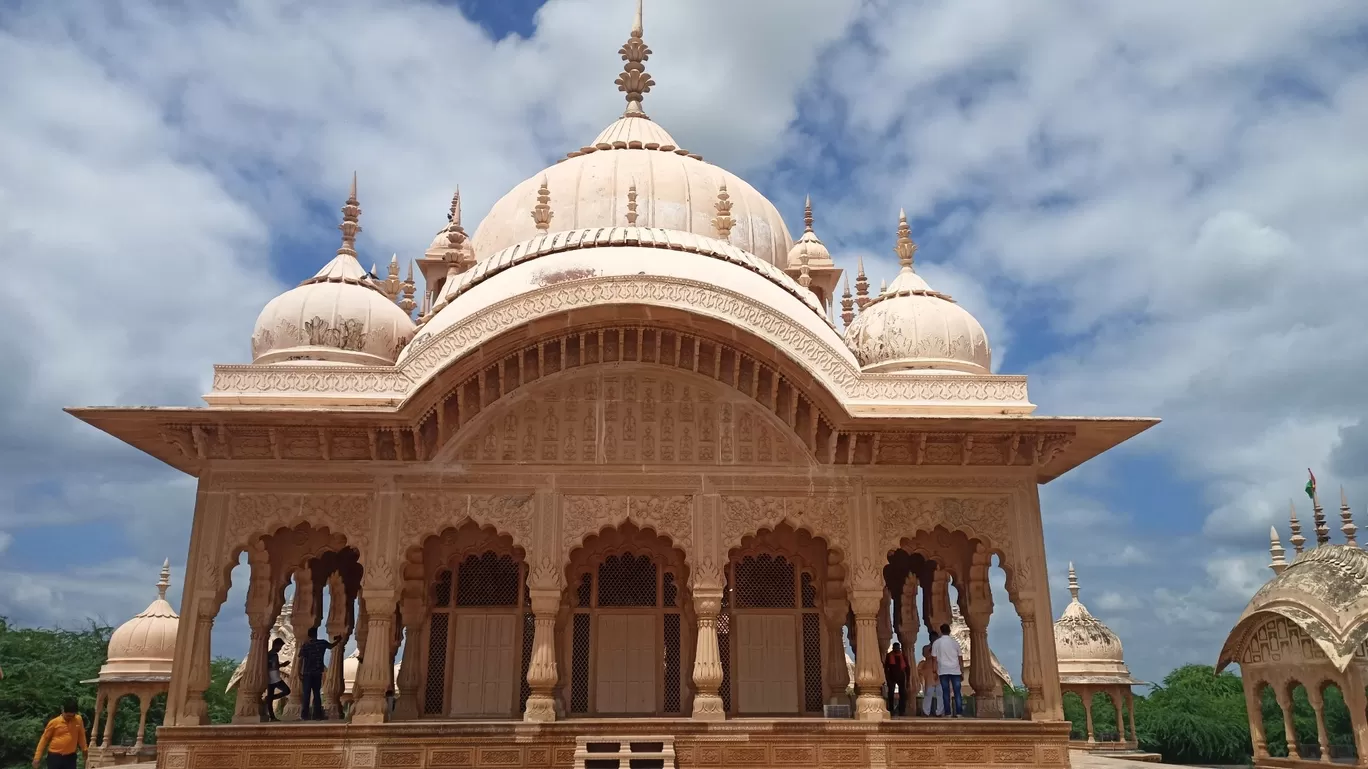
[720,496,850,555]
[561,494,694,557]
[399,492,534,552]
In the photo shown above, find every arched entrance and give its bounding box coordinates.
[562,523,691,717]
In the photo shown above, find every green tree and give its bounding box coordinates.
[1133,664,1252,764]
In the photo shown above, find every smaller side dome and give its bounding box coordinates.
[1054,563,1138,683]
[100,561,179,681]
[252,177,416,365]
[842,211,991,374]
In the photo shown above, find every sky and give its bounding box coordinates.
[1,0,1367,692]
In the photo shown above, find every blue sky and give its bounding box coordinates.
[2,0,1367,690]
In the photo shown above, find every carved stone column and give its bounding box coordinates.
[851,589,889,721]
[1308,686,1332,763]
[525,586,562,722]
[133,693,151,750]
[351,589,397,724]
[182,599,218,724]
[929,568,951,632]
[1275,686,1300,759]
[1016,597,1045,719]
[1111,690,1125,744]
[283,570,317,721]
[322,574,351,720]
[1127,690,1138,746]
[90,691,105,747]
[690,587,726,719]
[392,588,425,721]
[898,573,919,646]
[1082,689,1095,743]
[824,591,850,701]
[102,696,119,746]
[875,588,893,657]
[1339,674,1368,767]
[234,545,275,723]
[965,608,1001,717]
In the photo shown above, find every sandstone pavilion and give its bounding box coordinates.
[67,4,1158,768]
[1220,488,1368,768]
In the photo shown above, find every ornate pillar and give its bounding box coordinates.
[102,695,119,747]
[824,588,851,702]
[234,543,275,723]
[183,598,219,724]
[1275,686,1300,759]
[1016,596,1046,719]
[166,485,229,726]
[966,546,1000,717]
[283,569,317,720]
[133,693,151,750]
[392,585,425,721]
[90,690,105,747]
[1243,681,1269,759]
[898,572,919,646]
[1082,689,1095,743]
[1308,686,1332,763]
[351,588,397,723]
[928,568,951,632]
[322,573,351,720]
[1127,690,1137,746]
[1111,690,1125,745]
[851,588,889,721]
[525,580,563,722]
[690,587,726,719]
[876,588,893,657]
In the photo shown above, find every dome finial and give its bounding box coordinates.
[1341,486,1358,547]
[854,256,870,310]
[895,208,917,271]
[626,179,639,226]
[804,195,814,233]
[1289,500,1306,555]
[444,187,473,273]
[1067,561,1080,602]
[338,172,362,258]
[615,0,655,118]
[532,176,554,232]
[1311,472,1330,547]
[713,181,735,241]
[157,558,171,600]
[840,276,855,327]
[1270,526,1288,574]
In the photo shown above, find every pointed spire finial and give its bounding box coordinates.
[713,181,735,241]
[157,558,171,600]
[615,0,655,118]
[804,195,814,233]
[895,208,918,270]
[1067,562,1080,602]
[840,275,855,328]
[1313,485,1330,547]
[1270,526,1288,574]
[338,172,362,257]
[879,278,887,296]
[399,259,417,315]
[855,256,870,310]
[532,176,554,232]
[444,187,471,272]
[1341,486,1357,547]
[1289,500,1306,555]
[626,180,639,226]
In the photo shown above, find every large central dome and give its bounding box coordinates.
[465,5,794,268]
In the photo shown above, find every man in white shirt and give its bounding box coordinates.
[929,623,964,717]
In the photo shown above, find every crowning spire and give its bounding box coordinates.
[626,180,639,225]
[532,176,554,232]
[157,558,171,600]
[855,256,870,309]
[1341,487,1358,547]
[895,208,918,270]
[338,172,362,258]
[1289,501,1306,555]
[1313,488,1330,547]
[713,181,735,241]
[444,187,471,274]
[840,276,855,327]
[1067,562,1081,602]
[804,194,815,233]
[1269,526,1288,574]
[615,0,655,118]
[399,260,417,315]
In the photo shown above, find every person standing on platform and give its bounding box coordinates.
[31,699,87,769]
[931,623,965,717]
[264,637,292,721]
[918,638,943,716]
[883,642,911,716]
[297,628,342,720]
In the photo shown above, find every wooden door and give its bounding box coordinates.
[449,613,517,717]
[735,615,799,714]
[596,614,656,714]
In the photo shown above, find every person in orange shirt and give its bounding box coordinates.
[32,699,88,769]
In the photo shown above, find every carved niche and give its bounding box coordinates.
[449,368,809,466]
[1241,615,1334,667]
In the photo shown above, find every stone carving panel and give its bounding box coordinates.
[451,369,807,466]
[399,492,534,552]
[225,493,373,553]
[561,494,694,558]
[720,496,850,556]
[1241,615,1331,666]
[877,495,1028,582]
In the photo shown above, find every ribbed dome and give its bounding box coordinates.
[1054,563,1138,684]
[786,197,833,270]
[469,124,794,269]
[252,181,416,365]
[843,213,991,374]
[100,561,179,681]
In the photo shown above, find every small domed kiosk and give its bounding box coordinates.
[1053,563,1145,754]
[87,561,179,767]
[1218,487,1368,767]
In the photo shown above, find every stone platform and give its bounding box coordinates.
[156,718,1072,769]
